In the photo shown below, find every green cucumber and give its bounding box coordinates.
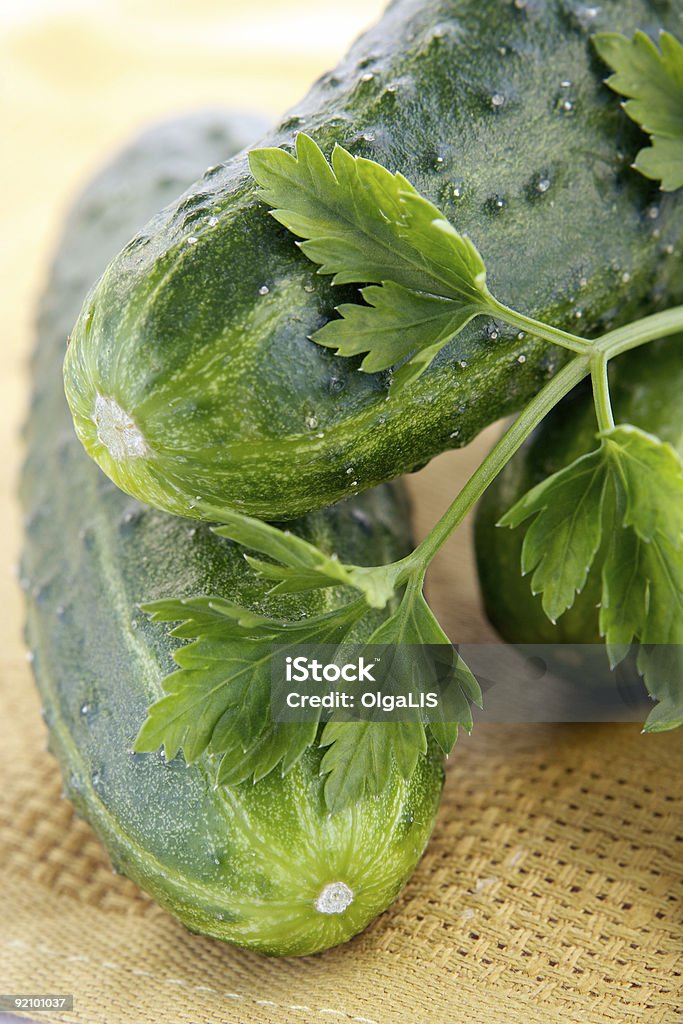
[64,0,683,521]
[474,335,683,644]
[22,112,444,957]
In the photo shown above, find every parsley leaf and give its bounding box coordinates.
[600,428,683,705]
[498,448,610,623]
[361,582,482,750]
[249,133,494,385]
[136,576,481,813]
[134,596,365,781]
[501,425,683,728]
[202,503,397,609]
[603,425,683,546]
[593,30,683,191]
[311,281,480,378]
[319,721,426,815]
[599,433,683,736]
[637,646,683,732]
[398,192,489,303]
[598,521,647,666]
[319,583,481,811]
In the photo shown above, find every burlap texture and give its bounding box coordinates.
[2,3,681,1021]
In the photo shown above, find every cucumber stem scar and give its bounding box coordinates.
[93,393,149,460]
[315,881,354,914]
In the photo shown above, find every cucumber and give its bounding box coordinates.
[21,112,444,957]
[474,336,683,644]
[63,0,683,521]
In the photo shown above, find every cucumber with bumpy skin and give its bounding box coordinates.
[64,0,683,521]
[474,336,683,645]
[22,112,444,957]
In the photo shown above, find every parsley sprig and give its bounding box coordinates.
[136,29,683,809]
[136,549,481,811]
[136,596,363,789]
[249,133,494,388]
[593,30,683,192]
[500,426,683,732]
[250,133,591,391]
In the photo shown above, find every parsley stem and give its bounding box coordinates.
[595,304,683,359]
[361,303,683,595]
[489,298,592,355]
[400,354,591,576]
[591,354,615,432]
[398,304,683,581]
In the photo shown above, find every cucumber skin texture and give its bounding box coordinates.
[474,336,683,645]
[21,112,444,958]
[64,0,683,521]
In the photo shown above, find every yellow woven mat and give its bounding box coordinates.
[2,688,682,1024]
[1,3,681,1021]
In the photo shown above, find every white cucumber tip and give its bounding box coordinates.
[93,393,149,460]
[315,881,354,915]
